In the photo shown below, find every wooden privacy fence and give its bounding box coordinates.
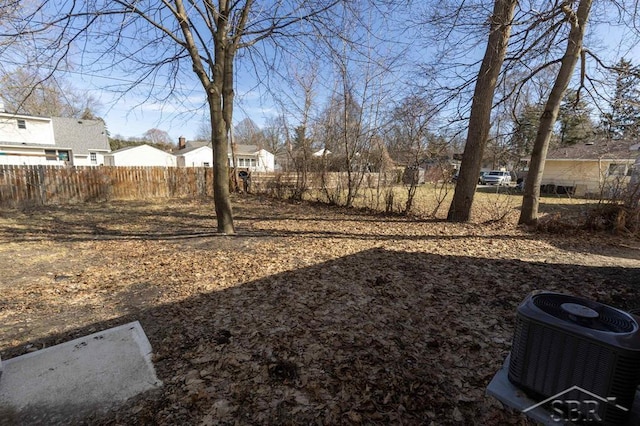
[0,165,214,208]
[0,165,403,208]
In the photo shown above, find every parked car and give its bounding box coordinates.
[478,171,486,184]
[481,170,512,185]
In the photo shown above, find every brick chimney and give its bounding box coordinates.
[178,136,186,150]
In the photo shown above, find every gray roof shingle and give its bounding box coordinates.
[177,144,211,155]
[52,117,110,155]
[546,140,640,160]
[181,140,262,155]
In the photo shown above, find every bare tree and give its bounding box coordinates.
[276,67,318,200]
[0,68,102,118]
[234,118,263,147]
[261,116,287,159]
[265,51,327,199]
[9,0,343,234]
[316,70,388,208]
[314,2,401,209]
[411,0,628,223]
[143,128,173,145]
[195,118,212,142]
[385,94,436,214]
[446,0,518,222]
[519,0,593,225]
[290,123,314,200]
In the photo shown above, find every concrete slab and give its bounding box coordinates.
[0,321,162,425]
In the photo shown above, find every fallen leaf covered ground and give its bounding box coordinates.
[0,195,639,425]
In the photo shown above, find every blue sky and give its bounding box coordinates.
[69,66,275,143]
[43,2,640,144]
[42,0,412,143]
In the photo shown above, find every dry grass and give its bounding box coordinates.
[0,195,638,425]
[335,184,597,223]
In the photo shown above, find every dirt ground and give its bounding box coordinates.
[1,195,639,425]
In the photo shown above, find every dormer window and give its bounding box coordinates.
[17,119,26,129]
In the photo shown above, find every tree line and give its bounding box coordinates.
[2,1,640,232]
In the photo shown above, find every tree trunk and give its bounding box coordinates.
[209,5,235,234]
[446,0,517,222]
[174,0,234,234]
[518,0,593,225]
[209,92,235,234]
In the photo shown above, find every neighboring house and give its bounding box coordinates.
[312,148,331,157]
[51,117,110,166]
[178,140,275,172]
[175,145,213,167]
[0,109,110,166]
[534,140,639,197]
[0,111,61,165]
[235,144,275,172]
[103,144,177,167]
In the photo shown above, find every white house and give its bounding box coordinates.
[103,144,177,167]
[177,140,275,172]
[0,109,110,166]
[0,112,60,165]
[175,145,213,167]
[234,144,275,172]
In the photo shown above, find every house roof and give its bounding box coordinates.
[0,111,51,122]
[235,144,259,155]
[184,140,210,149]
[175,145,212,155]
[546,140,640,161]
[51,117,110,155]
[312,148,331,157]
[107,145,141,155]
[180,140,269,155]
[106,144,173,156]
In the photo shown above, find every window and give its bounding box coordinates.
[90,152,97,164]
[45,150,57,161]
[608,163,627,176]
[237,157,255,168]
[17,119,26,129]
[44,149,70,162]
[233,157,256,168]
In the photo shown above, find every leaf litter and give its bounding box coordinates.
[0,196,639,425]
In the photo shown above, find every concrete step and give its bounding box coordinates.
[0,321,162,424]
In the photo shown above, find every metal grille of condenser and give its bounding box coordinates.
[508,292,640,425]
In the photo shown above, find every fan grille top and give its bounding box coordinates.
[532,293,636,333]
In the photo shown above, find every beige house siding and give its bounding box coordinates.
[531,141,639,198]
[542,159,634,197]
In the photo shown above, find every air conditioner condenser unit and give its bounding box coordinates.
[508,291,640,424]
